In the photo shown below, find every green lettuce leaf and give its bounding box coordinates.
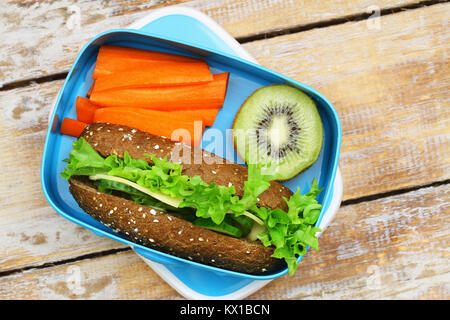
[60,138,110,179]
[253,182,323,275]
[237,163,274,211]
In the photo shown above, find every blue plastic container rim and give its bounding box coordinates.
[41,28,342,281]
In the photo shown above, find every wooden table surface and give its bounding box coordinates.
[0,0,449,300]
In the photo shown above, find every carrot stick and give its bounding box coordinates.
[75,96,99,123]
[60,118,87,137]
[93,45,202,79]
[93,107,205,146]
[90,73,229,111]
[172,108,220,127]
[93,62,213,92]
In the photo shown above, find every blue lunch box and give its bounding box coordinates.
[41,7,341,298]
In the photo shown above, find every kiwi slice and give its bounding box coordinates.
[232,84,323,180]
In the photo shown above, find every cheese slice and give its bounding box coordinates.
[89,174,182,208]
[246,222,267,241]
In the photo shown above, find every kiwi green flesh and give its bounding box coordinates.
[233,85,323,180]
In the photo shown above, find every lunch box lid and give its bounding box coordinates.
[40,6,342,299]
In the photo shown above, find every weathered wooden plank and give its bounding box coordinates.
[0,183,447,299]
[250,183,450,300]
[0,81,128,274]
[0,0,431,84]
[242,3,450,200]
[0,4,448,275]
[0,251,178,299]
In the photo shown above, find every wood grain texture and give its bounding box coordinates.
[0,0,430,84]
[0,184,447,299]
[250,183,450,300]
[242,3,450,200]
[0,3,448,279]
[0,81,128,274]
[0,1,448,300]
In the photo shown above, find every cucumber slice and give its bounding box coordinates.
[231,215,254,237]
[94,179,146,197]
[193,217,243,238]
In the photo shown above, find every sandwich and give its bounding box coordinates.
[61,123,322,275]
